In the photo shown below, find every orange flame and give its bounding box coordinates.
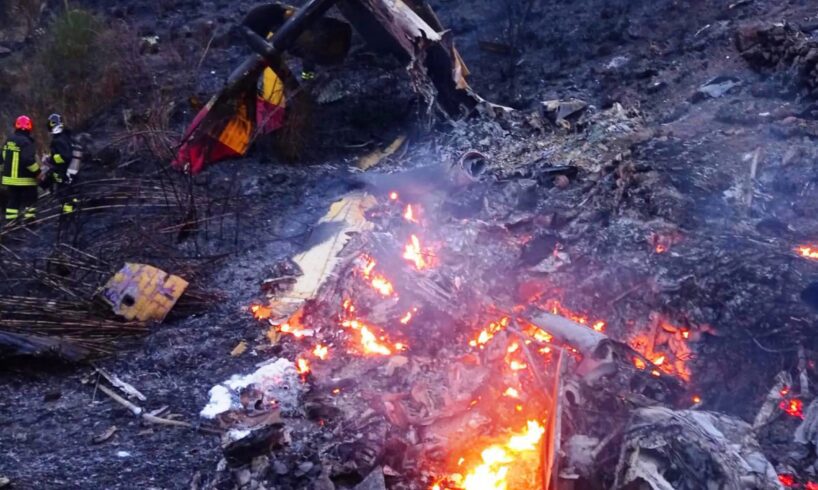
[342,318,402,356]
[403,234,431,270]
[296,358,310,375]
[371,276,395,296]
[359,256,396,297]
[469,318,510,348]
[400,308,417,325]
[313,344,329,360]
[279,322,311,338]
[453,420,545,490]
[796,245,818,260]
[250,304,272,320]
[504,387,520,398]
[543,300,606,333]
[389,191,399,201]
[404,204,418,223]
[780,398,804,419]
[508,360,527,371]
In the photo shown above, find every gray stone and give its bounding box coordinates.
[354,468,385,490]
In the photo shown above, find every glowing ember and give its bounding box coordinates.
[400,308,417,325]
[780,386,791,397]
[371,276,395,296]
[360,326,392,355]
[403,234,431,270]
[633,357,647,370]
[389,191,399,201]
[250,304,272,320]
[504,387,520,398]
[655,244,668,254]
[779,474,796,487]
[296,358,310,375]
[313,344,329,360]
[469,318,510,348]
[692,395,702,404]
[362,258,377,277]
[796,245,818,260]
[454,420,546,490]
[358,256,396,297]
[507,342,520,353]
[279,322,311,338]
[653,355,666,366]
[806,481,818,490]
[543,300,606,333]
[508,360,527,371]
[780,398,804,419]
[341,318,402,356]
[404,204,418,223]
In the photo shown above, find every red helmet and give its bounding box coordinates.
[14,115,33,132]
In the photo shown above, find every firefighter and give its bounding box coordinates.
[44,113,80,214]
[2,115,40,222]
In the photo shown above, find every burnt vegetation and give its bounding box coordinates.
[1,0,818,489]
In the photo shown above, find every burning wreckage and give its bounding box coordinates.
[167,1,818,490]
[4,1,818,489]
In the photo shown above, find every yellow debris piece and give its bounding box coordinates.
[100,263,189,323]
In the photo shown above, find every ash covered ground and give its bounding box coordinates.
[2,0,818,488]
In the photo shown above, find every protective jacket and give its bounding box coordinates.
[2,131,39,186]
[49,130,74,182]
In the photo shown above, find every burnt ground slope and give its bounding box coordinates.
[2,0,818,488]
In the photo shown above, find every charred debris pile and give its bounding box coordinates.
[4,0,818,489]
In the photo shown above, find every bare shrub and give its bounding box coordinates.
[0,7,139,148]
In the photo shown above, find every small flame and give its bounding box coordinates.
[469,318,509,348]
[655,244,667,254]
[279,322,311,338]
[455,421,545,490]
[543,300,605,333]
[250,304,272,320]
[360,326,392,355]
[507,342,520,353]
[359,256,396,297]
[633,357,647,370]
[296,358,310,375]
[342,318,401,356]
[796,245,818,260]
[509,360,527,371]
[403,234,431,270]
[779,474,796,487]
[780,398,804,419]
[313,344,329,360]
[504,387,520,398]
[400,308,417,325]
[371,276,395,296]
[653,355,666,366]
[404,204,418,223]
[692,395,702,404]
[389,191,399,201]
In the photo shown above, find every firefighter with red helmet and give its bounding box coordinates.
[2,116,40,221]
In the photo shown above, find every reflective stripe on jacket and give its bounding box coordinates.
[2,131,39,186]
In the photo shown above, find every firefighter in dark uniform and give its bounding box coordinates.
[45,113,79,215]
[2,115,40,222]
